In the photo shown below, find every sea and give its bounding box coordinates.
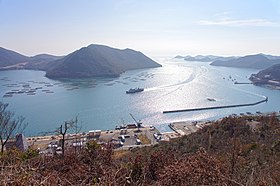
[0,57,280,136]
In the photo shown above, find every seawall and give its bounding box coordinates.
[163,97,268,114]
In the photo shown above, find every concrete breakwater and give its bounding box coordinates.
[163,97,268,114]
[234,82,253,84]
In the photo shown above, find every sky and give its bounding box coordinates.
[1,0,280,57]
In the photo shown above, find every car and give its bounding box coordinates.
[153,133,162,141]
[119,135,125,142]
[136,139,141,145]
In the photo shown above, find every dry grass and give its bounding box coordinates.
[0,114,279,185]
[138,134,151,144]
[113,150,129,159]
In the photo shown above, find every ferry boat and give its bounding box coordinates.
[126,87,144,94]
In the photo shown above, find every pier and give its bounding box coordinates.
[163,97,268,114]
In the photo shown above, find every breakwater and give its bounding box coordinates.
[163,97,268,114]
[234,82,253,84]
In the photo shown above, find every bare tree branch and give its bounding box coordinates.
[0,102,28,153]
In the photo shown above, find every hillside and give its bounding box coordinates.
[24,54,63,71]
[45,44,161,78]
[0,47,29,67]
[211,54,280,69]
[1,114,279,185]
[250,64,280,87]
[0,47,63,70]
[29,54,63,63]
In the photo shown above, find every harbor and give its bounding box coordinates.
[27,121,210,155]
[27,124,162,154]
[7,110,279,155]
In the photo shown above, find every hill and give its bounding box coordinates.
[45,44,161,78]
[29,54,63,63]
[0,47,63,70]
[0,47,29,67]
[1,114,279,185]
[250,64,280,87]
[211,54,280,69]
[24,54,63,71]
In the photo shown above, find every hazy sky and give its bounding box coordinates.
[1,0,280,57]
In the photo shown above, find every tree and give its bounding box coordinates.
[0,102,27,153]
[57,117,80,156]
[59,121,71,156]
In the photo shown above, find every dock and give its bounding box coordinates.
[163,97,268,114]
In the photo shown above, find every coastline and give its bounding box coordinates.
[24,111,280,154]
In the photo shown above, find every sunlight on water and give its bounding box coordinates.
[0,58,279,135]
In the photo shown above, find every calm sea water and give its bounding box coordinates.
[0,57,279,136]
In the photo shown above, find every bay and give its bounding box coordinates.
[0,57,279,136]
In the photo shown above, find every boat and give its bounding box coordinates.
[207,98,216,101]
[126,88,144,94]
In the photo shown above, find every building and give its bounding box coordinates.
[5,133,28,151]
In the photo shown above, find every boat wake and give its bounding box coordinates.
[145,65,207,93]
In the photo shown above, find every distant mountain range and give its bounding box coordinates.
[175,55,236,62]
[175,53,280,69]
[0,45,161,78]
[210,54,280,69]
[175,53,280,89]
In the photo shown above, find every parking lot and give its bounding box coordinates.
[28,125,161,154]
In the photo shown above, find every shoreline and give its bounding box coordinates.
[24,111,280,154]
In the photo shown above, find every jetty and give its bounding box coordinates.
[163,97,268,114]
[234,81,253,85]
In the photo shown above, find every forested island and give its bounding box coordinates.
[0,45,161,78]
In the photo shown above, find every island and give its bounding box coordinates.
[250,64,280,89]
[210,54,280,69]
[0,44,162,78]
[45,44,161,78]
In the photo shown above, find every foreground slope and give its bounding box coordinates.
[1,114,279,185]
[45,44,161,78]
